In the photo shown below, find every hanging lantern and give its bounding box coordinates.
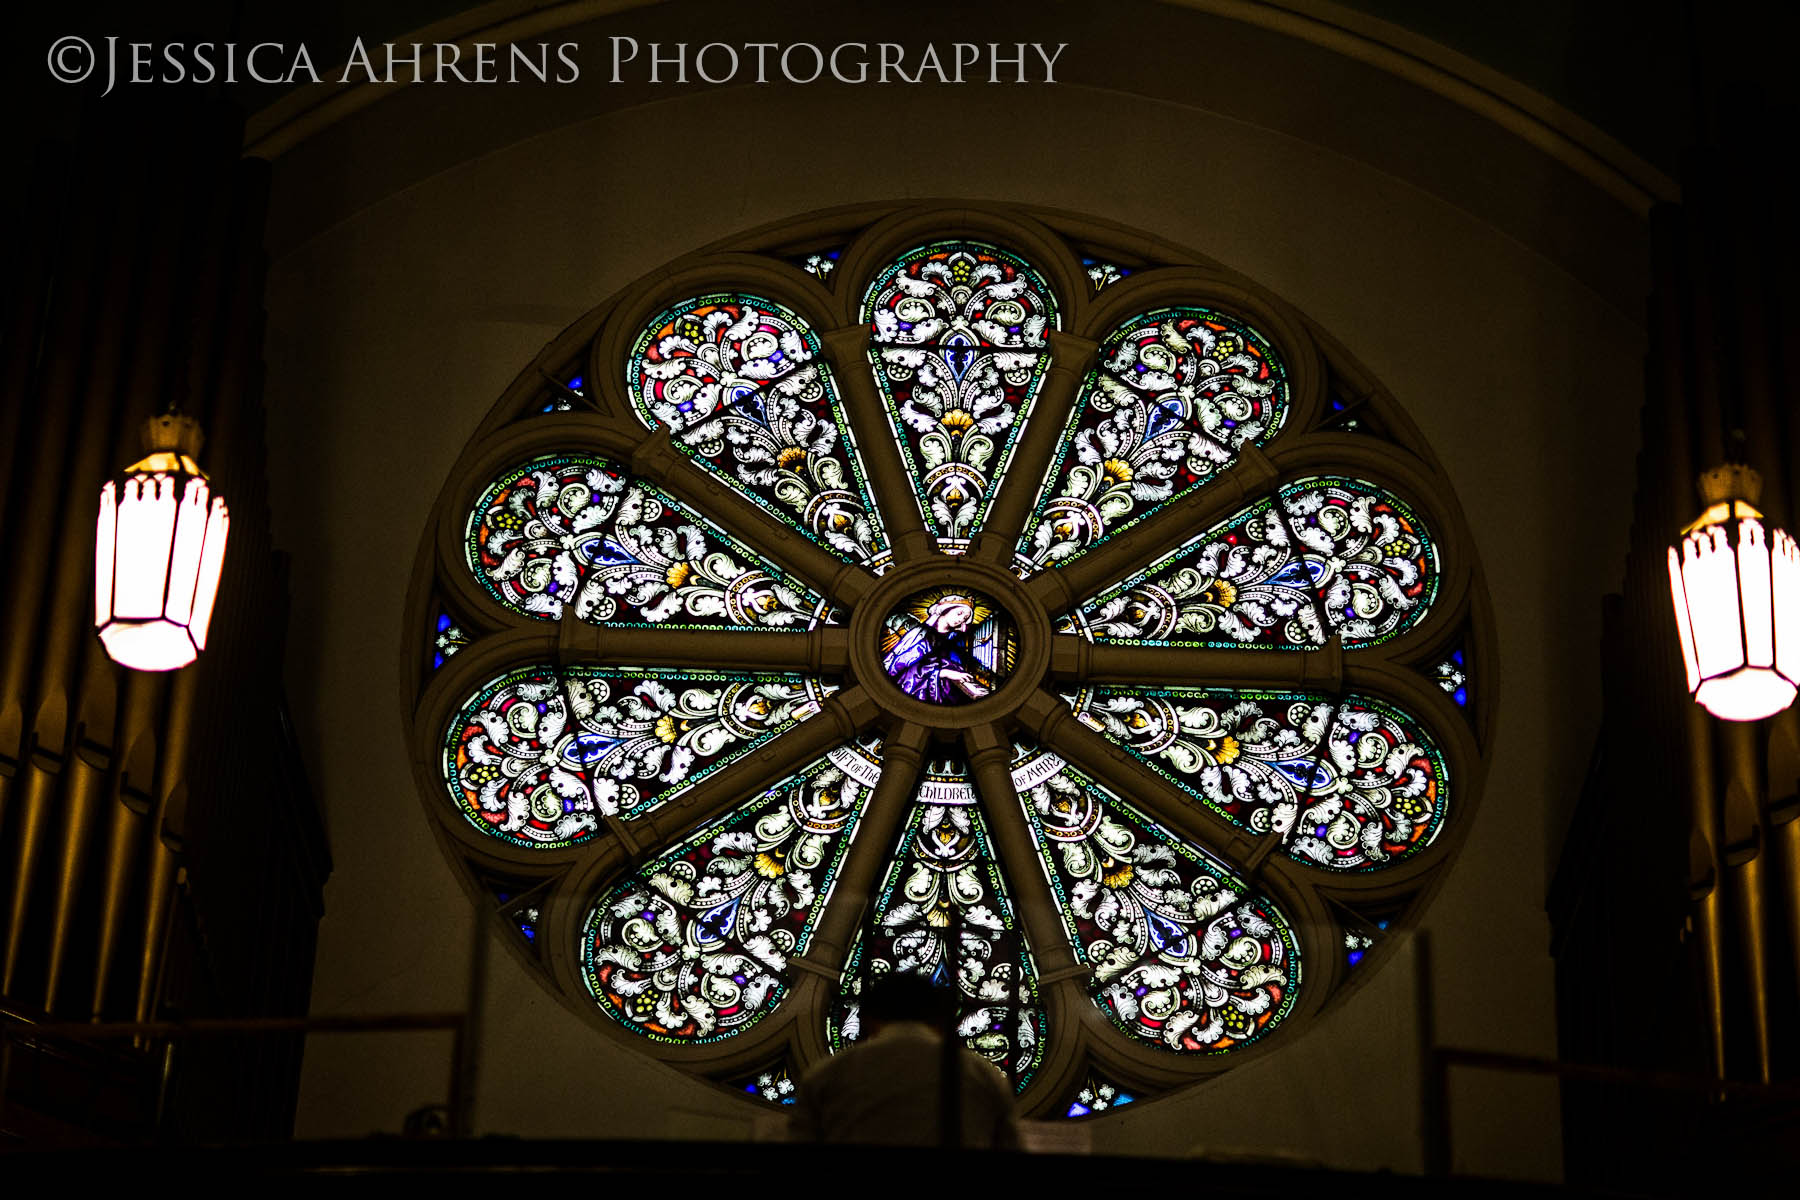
[1667,464,1800,721]
[94,413,230,672]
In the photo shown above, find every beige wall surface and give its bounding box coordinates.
[260,4,1646,1180]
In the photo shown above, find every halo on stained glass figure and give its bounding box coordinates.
[879,587,1019,705]
[407,205,1488,1120]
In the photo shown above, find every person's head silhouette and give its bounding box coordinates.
[857,971,955,1035]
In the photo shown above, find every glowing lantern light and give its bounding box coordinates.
[1667,464,1800,721]
[95,413,230,671]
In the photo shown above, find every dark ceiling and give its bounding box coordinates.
[10,1,1795,177]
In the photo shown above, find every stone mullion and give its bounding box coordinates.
[822,326,933,563]
[962,723,1085,981]
[629,427,874,611]
[1052,638,1342,693]
[558,622,850,677]
[792,722,930,977]
[622,687,883,864]
[967,332,1099,567]
[1022,443,1281,619]
[1014,691,1257,871]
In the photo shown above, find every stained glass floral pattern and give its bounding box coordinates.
[828,761,1045,1091]
[1434,647,1470,708]
[1067,477,1437,649]
[1011,743,1299,1052]
[467,453,828,629]
[865,242,1056,544]
[443,666,833,847]
[1063,1072,1137,1118]
[432,611,468,668]
[1064,686,1449,870]
[736,1065,799,1105]
[1081,257,1130,292]
[582,741,880,1042]
[1020,306,1289,569]
[627,294,884,563]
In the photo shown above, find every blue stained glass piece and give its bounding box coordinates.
[433,652,445,668]
[942,330,978,381]
[1116,1093,1134,1106]
[437,613,452,632]
[1347,949,1364,967]
[565,731,620,767]
[1143,397,1185,441]
[1067,1102,1091,1118]
[1145,909,1189,954]
[1272,757,1334,790]
[569,376,584,391]
[1268,559,1326,589]
[1452,649,1464,664]
[521,925,536,940]
[694,897,742,947]
[1454,687,1468,707]
[727,384,768,425]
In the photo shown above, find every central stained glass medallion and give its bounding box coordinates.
[880,588,1019,705]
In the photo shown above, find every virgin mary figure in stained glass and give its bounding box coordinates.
[880,590,1016,705]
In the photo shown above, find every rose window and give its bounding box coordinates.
[407,207,1491,1116]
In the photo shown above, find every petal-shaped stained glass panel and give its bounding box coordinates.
[864,242,1058,547]
[466,453,832,629]
[1067,477,1438,649]
[581,740,882,1043]
[1010,742,1300,1053]
[627,294,885,564]
[1018,306,1290,570]
[443,665,836,848]
[1063,686,1449,871]
[828,759,1046,1092]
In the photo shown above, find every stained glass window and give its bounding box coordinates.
[734,1065,799,1105]
[827,759,1045,1092]
[626,294,885,563]
[1080,257,1131,293]
[1018,306,1290,569]
[432,611,468,668]
[1062,685,1449,870]
[1434,646,1470,708]
[467,453,832,630]
[1065,476,1439,650]
[443,665,834,848]
[1011,742,1300,1052]
[410,209,1486,1119]
[864,241,1057,547]
[581,742,878,1041]
[880,588,1019,705]
[1063,1071,1138,1118]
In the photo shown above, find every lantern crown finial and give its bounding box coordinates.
[142,412,205,458]
[1697,463,1762,507]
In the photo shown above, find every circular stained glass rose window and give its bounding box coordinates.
[406,206,1491,1117]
